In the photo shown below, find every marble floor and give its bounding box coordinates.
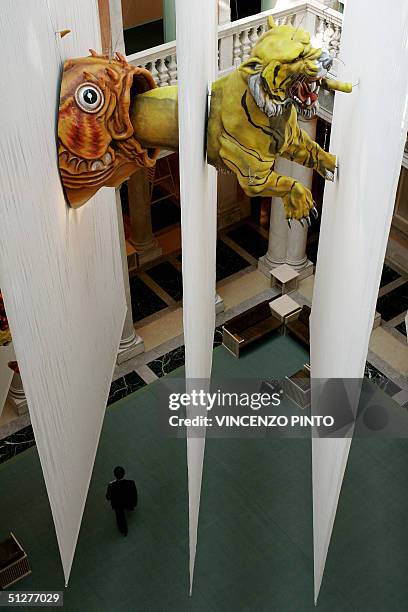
[376,260,408,343]
[2,295,406,463]
[129,274,168,322]
[145,261,183,302]
[297,264,408,385]
[377,280,408,322]
[396,320,407,336]
[2,220,408,462]
[151,196,180,234]
[380,263,402,288]
[128,222,260,325]
[226,224,269,259]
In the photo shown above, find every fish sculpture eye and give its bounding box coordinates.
[74,83,104,113]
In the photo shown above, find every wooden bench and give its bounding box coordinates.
[222,300,282,358]
[283,364,311,409]
[285,305,311,347]
[0,532,31,589]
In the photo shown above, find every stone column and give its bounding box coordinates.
[115,190,145,364]
[218,1,233,73]
[7,372,28,416]
[286,219,309,270]
[258,118,316,280]
[163,0,176,42]
[285,118,315,277]
[218,0,231,24]
[258,189,288,275]
[127,169,162,267]
[108,0,125,54]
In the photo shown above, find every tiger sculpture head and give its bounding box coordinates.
[240,16,350,120]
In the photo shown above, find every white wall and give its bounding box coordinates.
[0,0,126,584]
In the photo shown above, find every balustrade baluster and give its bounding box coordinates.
[128,5,345,86]
[148,61,159,85]
[248,27,259,51]
[331,25,341,58]
[324,19,335,52]
[168,53,177,85]
[241,28,251,61]
[157,58,169,87]
[315,15,325,48]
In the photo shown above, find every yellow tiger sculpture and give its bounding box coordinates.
[207,16,352,223]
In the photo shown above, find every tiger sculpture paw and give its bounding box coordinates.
[282,182,314,222]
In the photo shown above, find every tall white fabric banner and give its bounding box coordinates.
[311,0,408,602]
[175,0,218,593]
[0,0,126,584]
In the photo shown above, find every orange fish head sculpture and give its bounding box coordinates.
[58,50,160,208]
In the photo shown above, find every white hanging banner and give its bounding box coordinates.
[175,0,218,593]
[311,0,408,602]
[0,0,126,585]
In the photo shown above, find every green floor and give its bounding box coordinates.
[1,335,407,611]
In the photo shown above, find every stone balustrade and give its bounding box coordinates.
[311,2,343,59]
[127,0,343,87]
[129,41,178,87]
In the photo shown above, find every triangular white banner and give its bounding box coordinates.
[175,0,218,593]
[0,0,126,584]
[311,0,408,601]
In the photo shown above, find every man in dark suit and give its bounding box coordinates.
[106,466,138,536]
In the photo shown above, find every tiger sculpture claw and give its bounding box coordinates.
[281,181,314,221]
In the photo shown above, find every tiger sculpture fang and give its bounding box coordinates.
[58,17,352,221]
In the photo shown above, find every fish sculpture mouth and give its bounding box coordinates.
[58,50,159,208]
